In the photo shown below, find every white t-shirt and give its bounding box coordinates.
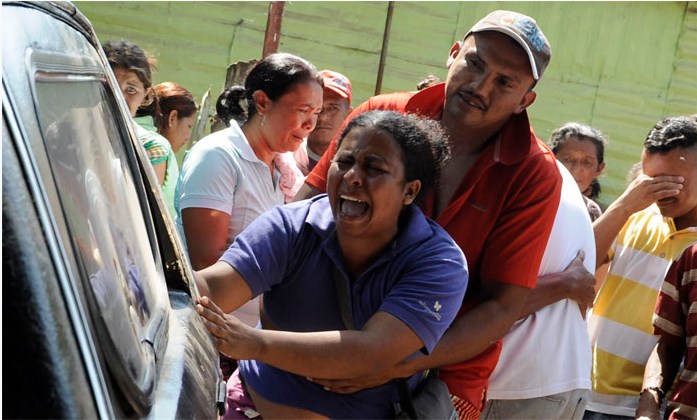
[487,162,595,400]
[175,120,284,326]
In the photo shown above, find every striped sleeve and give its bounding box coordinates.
[653,245,697,348]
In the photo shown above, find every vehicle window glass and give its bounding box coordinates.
[33,72,166,402]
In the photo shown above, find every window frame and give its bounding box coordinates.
[26,47,170,415]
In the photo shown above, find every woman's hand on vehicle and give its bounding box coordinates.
[197,295,257,360]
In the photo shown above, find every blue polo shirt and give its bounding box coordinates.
[221,195,468,418]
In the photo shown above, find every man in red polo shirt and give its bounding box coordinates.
[297,10,561,417]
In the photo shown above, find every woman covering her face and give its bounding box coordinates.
[196,110,469,419]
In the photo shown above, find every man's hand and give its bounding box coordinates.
[524,251,597,320]
[307,360,411,394]
[563,250,597,316]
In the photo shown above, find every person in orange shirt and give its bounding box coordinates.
[296,10,564,418]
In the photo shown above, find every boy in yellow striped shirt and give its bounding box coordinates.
[585,116,697,418]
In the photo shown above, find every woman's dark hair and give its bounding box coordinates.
[153,82,197,132]
[134,98,162,124]
[215,53,322,125]
[102,39,156,89]
[644,115,697,154]
[103,40,161,120]
[548,122,608,164]
[587,178,601,200]
[216,86,247,126]
[337,111,450,199]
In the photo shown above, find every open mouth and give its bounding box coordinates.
[339,195,369,218]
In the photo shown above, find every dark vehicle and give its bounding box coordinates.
[2,2,223,418]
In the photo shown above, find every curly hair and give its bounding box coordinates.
[644,115,697,154]
[102,39,157,89]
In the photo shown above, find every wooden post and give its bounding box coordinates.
[375,1,394,95]
[262,1,285,57]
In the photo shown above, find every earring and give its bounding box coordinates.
[260,114,265,127]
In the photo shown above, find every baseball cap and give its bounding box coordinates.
[467,10,551,80]
[320,70,352,104]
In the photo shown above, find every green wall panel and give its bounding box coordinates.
[276,1,388,104]
[590,83,667,204]
[665,3,697,114]
[75,1,697,205]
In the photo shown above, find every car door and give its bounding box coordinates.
[2,2,221,418]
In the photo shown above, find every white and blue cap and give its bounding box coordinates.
[467,10,552,80]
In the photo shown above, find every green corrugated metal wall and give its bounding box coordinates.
[75,1,697,205]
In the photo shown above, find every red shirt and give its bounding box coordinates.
[306,83,561,410]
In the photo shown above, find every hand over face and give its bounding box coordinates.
[618,174,683,215]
